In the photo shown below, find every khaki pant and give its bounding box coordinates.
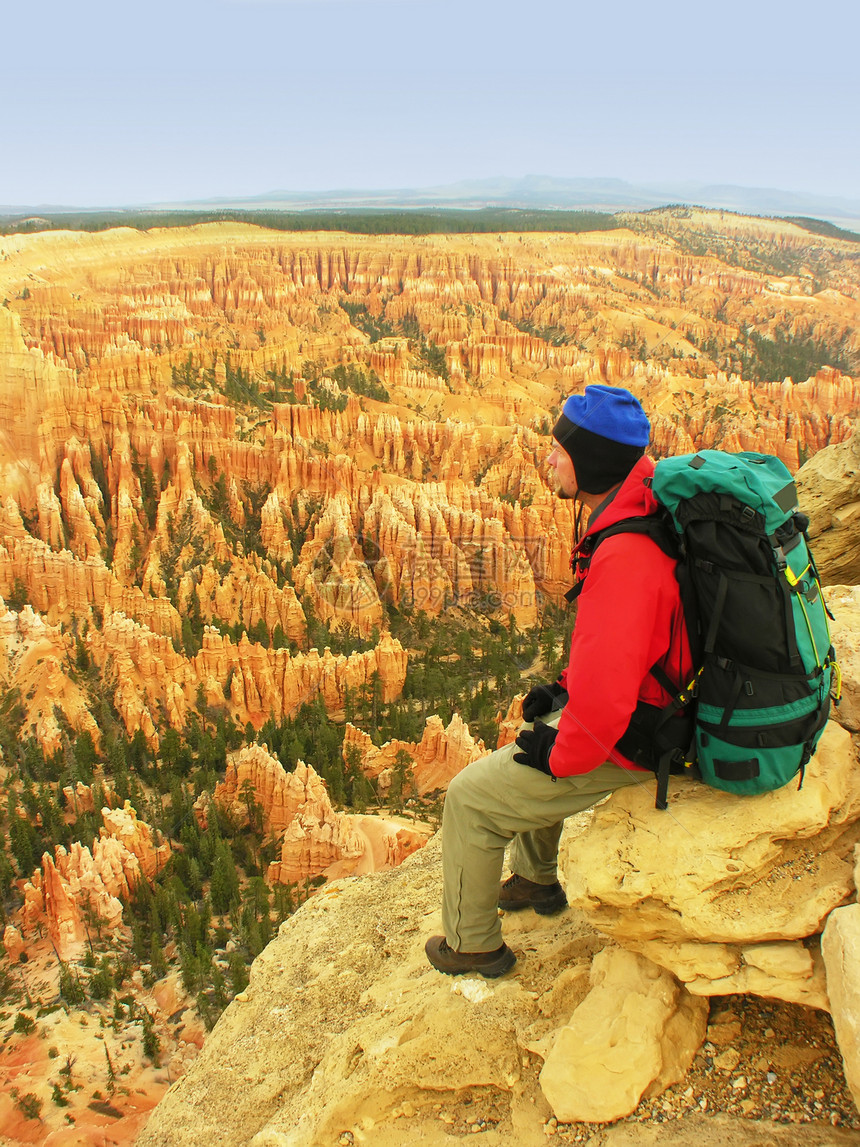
[441,712,646,952]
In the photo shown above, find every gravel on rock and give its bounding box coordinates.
[544,994,860,1143]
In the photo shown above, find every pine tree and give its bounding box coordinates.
[210,842,240,914]
[73,731,97,783]
[196,991,217,1031]
[0,842,14,902]
[179,947,200,994]
[141,1014,161,1066]
[131,920,147,961]
[141,462,158,529]
[272,883,295,924]
[187,857,203,900]
[388,749,414,814]
[128,728,150,773]
[210,963,229,1010]
[228,952,250,995]
[58,963,85,1006]
[150,933,167,979]
[9,814,41,876]
[244,918,264,958]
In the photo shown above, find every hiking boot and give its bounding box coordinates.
[498,874,568,915]
[424,935,516,978]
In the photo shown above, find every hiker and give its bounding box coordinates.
[425,384,692,977]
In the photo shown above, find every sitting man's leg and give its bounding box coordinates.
[426,715,646,976]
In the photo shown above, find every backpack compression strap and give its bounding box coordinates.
[648,662,699,808]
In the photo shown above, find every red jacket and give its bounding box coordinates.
[550,455,692,777]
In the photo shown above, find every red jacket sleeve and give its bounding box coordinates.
[549,534,684,777]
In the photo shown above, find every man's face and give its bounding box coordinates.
[547,439,578,499]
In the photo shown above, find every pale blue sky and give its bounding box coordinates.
[2,0,857,207]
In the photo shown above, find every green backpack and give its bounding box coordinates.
[585,450,841,807]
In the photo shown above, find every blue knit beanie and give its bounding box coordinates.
[552,385,650,494]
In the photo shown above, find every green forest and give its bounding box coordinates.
[0,208,620,237]
[2,206,857,245]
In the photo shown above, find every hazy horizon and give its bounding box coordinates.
[5,174,860,219]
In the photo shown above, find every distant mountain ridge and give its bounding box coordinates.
[3,175,860,231]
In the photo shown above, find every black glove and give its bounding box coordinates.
[513,722,558,776]
[521,681,568,723]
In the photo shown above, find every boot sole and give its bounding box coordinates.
[426,939,517,978]
[467,949,516,978]
[499,894,568,916]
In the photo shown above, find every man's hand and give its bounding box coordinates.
[521,682,568,722]
[513,723,558,776]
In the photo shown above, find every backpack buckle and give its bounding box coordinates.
[683,669,703,701]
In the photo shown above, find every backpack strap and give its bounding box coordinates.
[655,747,687,810]
[565,581,584,604]
[565,513,678,603]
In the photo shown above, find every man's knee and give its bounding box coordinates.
[447,754,487,802]
[444,748,507,814]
